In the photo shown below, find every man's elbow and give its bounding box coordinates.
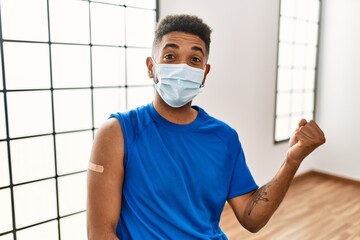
[87,226,119,240]
[242,219,269,233]
[88,232,119,240]
[245,224,263,233]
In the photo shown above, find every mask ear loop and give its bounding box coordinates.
[151,57,158,66]
[150,58,159,84]
[199,62,207,88]
[200,69,206,88]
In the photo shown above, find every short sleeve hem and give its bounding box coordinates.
[227,185,259,200]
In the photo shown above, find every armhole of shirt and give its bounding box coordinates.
[109,112,131,166]
[226,133,259,199]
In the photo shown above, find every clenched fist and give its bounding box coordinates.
[287,119,326,165]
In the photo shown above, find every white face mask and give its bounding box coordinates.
[154,63,205,108]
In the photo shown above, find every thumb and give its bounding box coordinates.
[289,118,308,148]
[298,118,307,128]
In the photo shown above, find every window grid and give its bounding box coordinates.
[274,0,321,143]
[0,0,158,239]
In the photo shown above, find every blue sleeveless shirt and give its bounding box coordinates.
[110,103,258,239]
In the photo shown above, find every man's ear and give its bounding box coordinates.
[201,64,211,87]
[146,57,154,78]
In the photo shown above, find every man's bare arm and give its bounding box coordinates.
[87,118,124,240]
[228,119,326,233]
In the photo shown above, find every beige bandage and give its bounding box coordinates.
[88,162,104,173]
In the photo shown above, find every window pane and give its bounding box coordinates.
[0,0,48,41]
[304,91,315,112]
[0,142,10,187]
[3,42,50,90]
[291,92,303,114]
[306,46,317,68]
[56,131,93,175]
[292,69,305,91]
[305,69,315,90]
[277,68,292,92]
[0,233,13,240]
[293,45,306,67]
[279,17,295,42]
[308,0,320,22]
[125,0,156,9]
[278,42,293,67]
[0,188,12,234]
[7,91,53,138]
[291,115,302,133]
[296,0,308,20]
[58,173,86,216]
[125,8,155,47]
[295,20,307,44]
[14,179,57,228]
[127,48,152,86]
[49,0,90,44]
[302,112,314,122]
[17,221,58,240]
[0,93,6,139]
[11,136,55,184]
[306,23,319,46]
[276,92,291,116]
[127,86,154,110]
[54,89,92,132]
[93,88,126,128]
[51,44,91,88]
[90,3,125,46]
[275,116,290,142]
[92,46,126,87]
[60,212,87,240]
[280,0,296,17]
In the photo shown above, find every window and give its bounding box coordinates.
[274,0,321,142]
[0,0,157,239]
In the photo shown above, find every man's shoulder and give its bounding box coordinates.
[109,103,154,138]
[197,106,239,139]
[111,103,151,124]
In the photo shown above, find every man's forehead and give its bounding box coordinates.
[159,32,206,51]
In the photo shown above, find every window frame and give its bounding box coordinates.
[0,0,158,239]
[274,0,322,143]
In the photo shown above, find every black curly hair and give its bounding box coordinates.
[152,14,212,56]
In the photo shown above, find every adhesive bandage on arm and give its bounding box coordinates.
[88,162,104,173]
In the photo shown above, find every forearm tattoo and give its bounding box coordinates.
[247,183,272,216]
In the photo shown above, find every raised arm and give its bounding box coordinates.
[87,118,124,240]
[228,119,326,233]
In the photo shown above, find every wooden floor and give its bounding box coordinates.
[220,171,360,240]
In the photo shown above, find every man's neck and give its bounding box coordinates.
[153,98,198,124]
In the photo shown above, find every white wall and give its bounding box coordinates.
[159,0,359,184]
[310,0,360,180]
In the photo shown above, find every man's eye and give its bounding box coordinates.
[192,57,201,63]
[164,54,174,59]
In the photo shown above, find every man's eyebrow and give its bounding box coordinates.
[162,43,179,51]
[162,43,205,57]
[191,46,205,57]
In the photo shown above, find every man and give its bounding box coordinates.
[87,14,326,239]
